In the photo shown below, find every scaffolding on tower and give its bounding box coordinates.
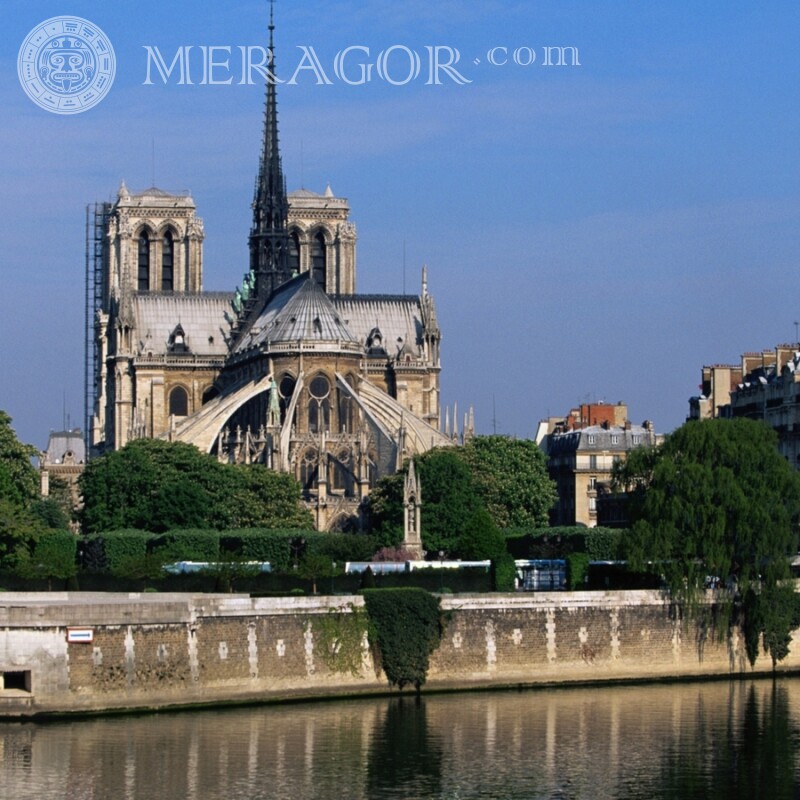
[84,202,111,459]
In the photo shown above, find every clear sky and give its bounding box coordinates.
[2,1,800,450]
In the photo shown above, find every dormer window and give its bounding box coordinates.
[366,327,385,354]
[168,323,189,353]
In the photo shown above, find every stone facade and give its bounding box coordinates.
[89,22,458,531]
[690,343,800,468]
[0,591,791,717]
[537,403,660,527]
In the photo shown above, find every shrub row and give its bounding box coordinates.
[504,526,622,562]
[79,529,380,575]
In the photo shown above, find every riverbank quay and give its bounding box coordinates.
[0,590,796,717]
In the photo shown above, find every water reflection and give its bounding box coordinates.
[627,682,800,800]
[367,697,443,797]
[0,680,798,799]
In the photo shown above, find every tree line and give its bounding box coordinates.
[3,406,800,666]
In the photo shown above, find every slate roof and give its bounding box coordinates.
[234,274,359,353]
[131,293,233,357]
[43,430,85,464]
[544,424,655,455]
[333,295,424,357]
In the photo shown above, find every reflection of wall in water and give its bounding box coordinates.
[2,683,797,800]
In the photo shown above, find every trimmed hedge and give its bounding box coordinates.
[504,526,621,561]
[80,530,153,574]
[220,529,314,572]
[151,529,220,562]
[81,528,381,575]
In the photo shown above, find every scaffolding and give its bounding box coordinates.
[84,203,111,459]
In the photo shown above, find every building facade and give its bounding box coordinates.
[537,403,659,527]
[89,15,457,531]
[687,343,800,467]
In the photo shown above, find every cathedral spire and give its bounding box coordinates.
[249,0,290,299]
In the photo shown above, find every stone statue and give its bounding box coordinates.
[267,374,280,427]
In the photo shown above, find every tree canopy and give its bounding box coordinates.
[0,411,61,564]
[0,411,39,508]
[369,436,555,556]
[615,418,800,593]
[79,439,313,533]
[369,448,482,555]
[460,435,556,528]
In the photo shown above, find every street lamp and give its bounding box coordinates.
[331,561,336,595]
[438,551,445,592]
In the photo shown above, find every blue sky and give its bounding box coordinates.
[2,1,800,449]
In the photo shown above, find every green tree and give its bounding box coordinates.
[460,436,556,528]
[299,551,335,594]
[0,412,46,562]
[79,439,311,533]
[457,507,505,561]
[29,497,71,531]
[0,411,39,507]
[614,418,800,663]
[222,466,314,529]
[13,531,77,589]
[0,498,47,565]
[370,448,483,555]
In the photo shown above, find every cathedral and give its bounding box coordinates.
[89,12,462,531]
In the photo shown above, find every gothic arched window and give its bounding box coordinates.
[311,231,326,289]
[300,448,318,494]
[288,231,300,275]
[137,232,150,291]
[162,230,174,291]
[308,374,331,433]
[169,386,189,417]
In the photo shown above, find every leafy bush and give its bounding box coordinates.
[458,507,505,561]
[314,533,379,563]
[504,527,585,558]
[504,527,620,561]
[566,552,591,589]
[491,552,517,592]
[362,588,443,690]
[14,531,77,583]
[585,528,622,561]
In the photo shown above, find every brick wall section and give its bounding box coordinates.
[0,590,797,716]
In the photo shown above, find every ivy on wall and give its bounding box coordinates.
[362,588,444,691]
[314,605,370,677]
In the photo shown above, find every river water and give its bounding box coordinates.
[1,679,798,799]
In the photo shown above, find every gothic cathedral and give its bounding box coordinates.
[89,12,460,531]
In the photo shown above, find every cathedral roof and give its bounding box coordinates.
[233,274,360,353]
[130,293,233,357]
[333,295,425,357]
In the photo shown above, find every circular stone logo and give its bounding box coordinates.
[18,16,116,114]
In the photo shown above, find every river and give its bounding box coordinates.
[1,678,797,799]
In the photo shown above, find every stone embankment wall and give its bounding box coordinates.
[0,590,795,717]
